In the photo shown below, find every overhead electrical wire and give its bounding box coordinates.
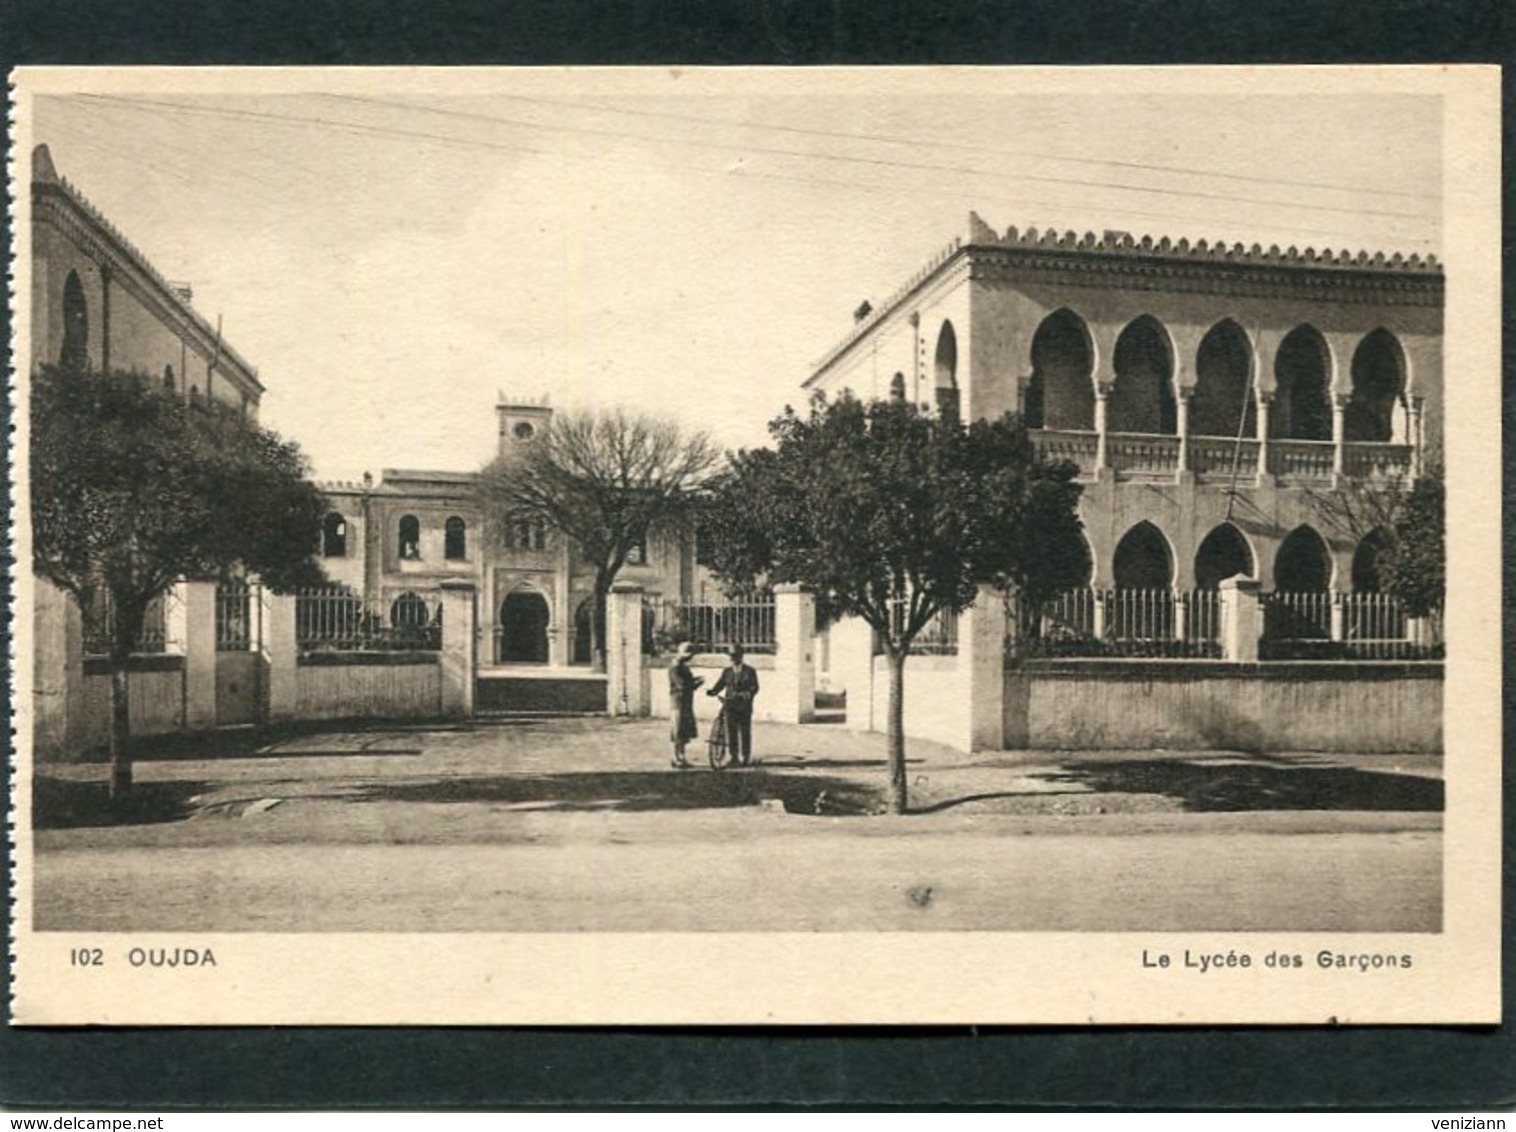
[57,92,1438,249]
[335,88,1439,202]
[318,91,1435,222]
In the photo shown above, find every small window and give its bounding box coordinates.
[322,512,348,558]
[890,372,907,401]
[445,516,467,560]
[513,421,536,441]
[164,364,176,392]
[398,514,421,560]
[626,538,648,566]
[505,517,546,551]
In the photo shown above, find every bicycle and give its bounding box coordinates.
[706,694,753,770]
[707,698,734,770]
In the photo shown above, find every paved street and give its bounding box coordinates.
[30,718,1443,933]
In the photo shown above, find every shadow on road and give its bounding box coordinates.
[343,769,883,816]
[1035,759,1444,812]
[34,776,210,830]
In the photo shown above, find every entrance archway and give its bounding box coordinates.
[1273,326,1332,441]
[1275,526,1333,592]
[499,590,550,664]
[1194,523,1254,589]
[1027,308,1095,430]
[1110,316,1176,435]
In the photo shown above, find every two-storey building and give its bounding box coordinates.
[805,213,1441,613]
[315,395,697,675]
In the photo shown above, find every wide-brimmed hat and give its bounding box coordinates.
[674,641,697,660]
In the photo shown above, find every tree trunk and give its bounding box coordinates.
[108,595,147,800]
[108,655,132,799]
[886,649,908,814]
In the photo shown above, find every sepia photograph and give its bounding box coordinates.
[8,65,1501,1025]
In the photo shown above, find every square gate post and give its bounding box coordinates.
[438,580,476,718]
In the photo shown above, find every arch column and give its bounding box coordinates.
[1175,389,1192,477]
[1332,393,1349,483]
[1255,393,1274,486]
[1408,396,1426,478]
[1094,381,1112,476]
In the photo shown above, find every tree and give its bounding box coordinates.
[1306,458,1445,616]
[30,365,327,797]
[700,393,1085,813]
[477,407,718,670]
[1384,469,1444,617]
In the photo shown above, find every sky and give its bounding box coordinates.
[22,69,1443,482]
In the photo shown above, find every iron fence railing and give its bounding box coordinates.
[82,590,167,656]
[1006,587,1222,660]
[887,600,959,656]
[1262,590,1333,643]
[1262,590,1442,660]
[296,586,442,652]
[216,580,257,651]
[649,595,777,655]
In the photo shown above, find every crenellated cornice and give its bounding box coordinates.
[808,213,1443,385]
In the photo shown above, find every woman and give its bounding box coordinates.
[668,641,704,768]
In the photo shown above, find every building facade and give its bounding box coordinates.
[804,213,1442,604]
[30,145,263,413]
[30,144,273,756]
[315,395,697,673]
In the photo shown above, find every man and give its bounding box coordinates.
[708,644,760,766]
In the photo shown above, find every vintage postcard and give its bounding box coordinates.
[7,65,1501,1025]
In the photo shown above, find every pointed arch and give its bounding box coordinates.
[1194,522,1255,589]
[1028,307,1095,430]
[1192,319,1257,438]
[1275,525,1333,592]
[1113,520,1174,590]
[1110,315,1177,434]
[1273,325,1333,441]
[1347,328,1407,443]
[933,320,959,421]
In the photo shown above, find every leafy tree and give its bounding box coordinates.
[1385,469,1444,617]
[700,393,1085,813]
[31,365,327,797]
[477,407,718,670]
[1306,458,1445,616]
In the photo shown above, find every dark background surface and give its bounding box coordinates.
[2,0,1513,1110]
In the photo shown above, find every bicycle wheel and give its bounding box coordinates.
[707,709,733,770]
